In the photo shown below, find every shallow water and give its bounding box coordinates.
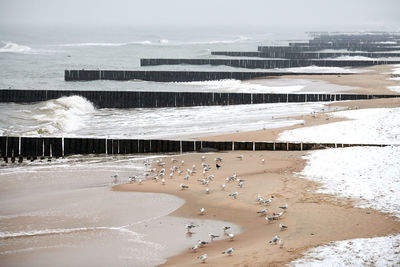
[0,155,240,266]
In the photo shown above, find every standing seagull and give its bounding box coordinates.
[199,208,205,215]
[279,238,284,248]
[269,235,280,244]
[223,226,231,233]
[229,192,239,199]
[257,208,268,216]
[222,248,234,255]
[198,254,207,263]
[180,184,189,190]
[209,233,220,242]
[279,203,288,210]
[228,233,235,240]
[221,183,226,191]
[237,155,244,160]
[279,223,288,230]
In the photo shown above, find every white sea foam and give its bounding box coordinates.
[59,40,153,47]
[32,96,95,135]
[282,66,364,73]
[58,36,249,47]
[0,41,35,54]
[178,79,304,93]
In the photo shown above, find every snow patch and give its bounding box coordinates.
[299,146,400,218]
[291,234,400,267]
[278,108,400,144]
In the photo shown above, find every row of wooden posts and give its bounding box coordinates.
[0,136,390,163]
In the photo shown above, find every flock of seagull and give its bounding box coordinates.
[119,153,289,264]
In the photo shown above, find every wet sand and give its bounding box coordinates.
[115,151,400,266]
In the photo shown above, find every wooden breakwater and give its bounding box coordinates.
[2,89,399,109]
[140,58,400,69]
[258,45,400,53]
[0,136,391,161]
[64,70,351,82]
[211,51,400,60]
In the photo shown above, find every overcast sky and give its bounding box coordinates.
[0,0,399,29]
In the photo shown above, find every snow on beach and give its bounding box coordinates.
[290,234,400,267]
[290,146,400,266]
[287,104,400,265]
[278,107,400,144]
[300,146,400,218]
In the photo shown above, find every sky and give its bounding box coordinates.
[0,0,399,30]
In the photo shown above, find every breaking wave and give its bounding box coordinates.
[58,36,249,47]
[0,41,35,54]
[32,96,95,135]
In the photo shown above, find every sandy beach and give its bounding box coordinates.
[115,150,400,266]
[114,64,400,266]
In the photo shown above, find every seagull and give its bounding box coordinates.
[178,170,183,175]
[209,233,220,242]
[169,173,174,179]
[181,160,185,165]
[263,199,273,205]
[279,203,288,210]
[269,235,280,244]
[180,184,189,190]
[221,183,226,191]
[198,240,208,247]
[279,223,288,230]
[237,155,244,160]
[229,192,239,199]
[111,174,118,184]
[216,163,221,169]
[128,176,137,183]
[202,162,208,168]
[184,174,190,180]
[273,211,284,219]
[257,194,264,203]
[279,238,284,248]
[191,244,198,252]
[161,178,166,185]
[261,158,265,164]
[223,226,231,232]
[171,158,178,163]
[265,216,274,223]
[199,208,205,215]
[185,223,197,232]
[192,164,196,170]
[198,254,207,263]
[215,157,223,163]
[228,233,235,240]
[238,181,244,188]
[222,247,234,255]
[257,208,268,215]
[201,156,206,161]
[207,175,214,180]
[205,188,210,194]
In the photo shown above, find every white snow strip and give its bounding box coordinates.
[392,64,400,75]
[299,146,400,218]
[387,86,400,93]
[290,234,400,267]
[278,108,400,144]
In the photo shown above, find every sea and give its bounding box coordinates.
[0,25,357,266]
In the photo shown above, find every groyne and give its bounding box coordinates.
[1,89,399,109]
[0,136,391,161]
[64,70,351,82]
[140,58,400,69]
[211,51,400,59]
